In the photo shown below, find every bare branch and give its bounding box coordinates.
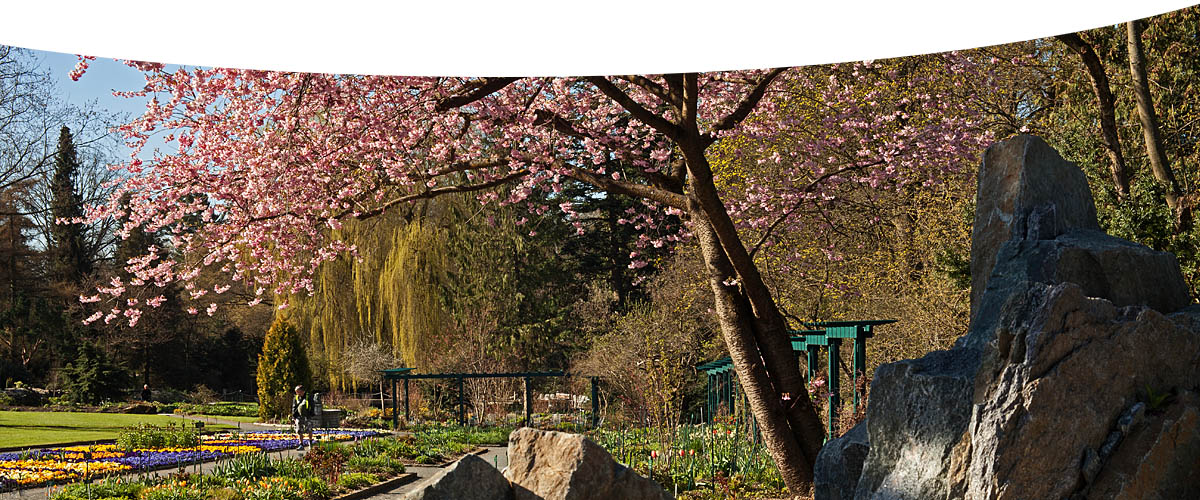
[351,169,531,220]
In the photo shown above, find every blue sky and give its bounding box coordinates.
[34,49,174,160]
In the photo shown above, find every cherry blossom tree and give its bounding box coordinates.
[77,54,991,488]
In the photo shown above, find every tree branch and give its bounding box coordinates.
[351,169,531,220]
[561,163,687,210]
[584,76,682,141]
[434,77,520,111]
[705,67,787,142]
[619,75,682,108]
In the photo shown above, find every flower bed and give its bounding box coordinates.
[46,437,410,500]
[0,429,384,491]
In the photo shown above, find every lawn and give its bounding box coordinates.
[0,411,234,449]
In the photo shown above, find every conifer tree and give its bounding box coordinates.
[256,316,313,420]
[46,127,91,284]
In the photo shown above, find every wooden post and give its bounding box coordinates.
[523,376,532,428]
[827,338,841,440]
[853,328,867,411]
[806,345,819,382]
[457,376,465,426]
[391,379,398,429]
[403,378,410,420]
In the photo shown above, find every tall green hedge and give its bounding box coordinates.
[256,316,312,420]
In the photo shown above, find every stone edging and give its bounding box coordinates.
[331,472,417,500]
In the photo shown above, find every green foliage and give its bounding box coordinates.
[175,401,259,417]
[141,483,206,500]
[591,423,784,497]
[256,317,312,420]
[213,452,276,480]
[1144,384,1176,412]
[52,477,148,499]
[335,472,379,490]
[115,423,200,450]
[61,342,129,405]
[345,455,405,475]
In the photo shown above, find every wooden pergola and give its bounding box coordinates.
[697,319,895,439]
[380,369,600,429]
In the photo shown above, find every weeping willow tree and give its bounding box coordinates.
[287,183,624,390]
[288,205,452,390]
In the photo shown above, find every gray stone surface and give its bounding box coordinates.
[970,134,1100,314]
[824,135,1200,500]
[402,454,513,500]
[1088,392,1200,500]
[852,348,979,500]
[814,422,869,500]
[962,284,1200,499]
[504,427,671,500]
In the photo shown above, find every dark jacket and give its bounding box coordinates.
[292,394,312,419]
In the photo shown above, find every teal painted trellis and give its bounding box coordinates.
[696,319,895,440]
[380,368,599,429]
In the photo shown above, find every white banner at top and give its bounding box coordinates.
[1,1,1195,77]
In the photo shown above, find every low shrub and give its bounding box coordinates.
[336,472,379,490]
[115,423,200,451]
[346,455,405,475]
[52,477,147,499]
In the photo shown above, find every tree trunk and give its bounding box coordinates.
[1127,20,1191,230]
[1055,33,1130,200]
[688,211,816,489]
[672,126,827,492]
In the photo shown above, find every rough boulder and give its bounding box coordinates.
[814,135,1200,499]
[505,427,672,500]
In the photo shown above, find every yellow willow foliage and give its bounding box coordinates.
[288,213,450,390]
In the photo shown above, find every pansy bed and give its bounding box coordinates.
[0,429,383,491]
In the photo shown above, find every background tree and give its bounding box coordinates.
[45,126,92,284]
[256,315,313,420]
[61,341,129,404]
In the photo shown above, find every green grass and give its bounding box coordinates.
[0,411,234,449]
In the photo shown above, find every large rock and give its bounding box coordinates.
[969,134,1100,314]
[1088,391,1200,500]
[816,135,1200,500]
[0,387,47,406]
[851,348,980,499]
[504,427,671,500]
[961,284,1200,499]
[403,454,513,500]
[814,422,870,500]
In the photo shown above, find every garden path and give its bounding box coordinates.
[367,446,509,498]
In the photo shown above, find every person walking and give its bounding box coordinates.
[292,385,314,450]
[140,384,152,402]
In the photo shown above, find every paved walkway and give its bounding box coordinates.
[368,446,508,498]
